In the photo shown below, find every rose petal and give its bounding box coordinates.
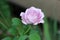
[20,12,24,16]
[39,19,44,23]
[22,20,27,25]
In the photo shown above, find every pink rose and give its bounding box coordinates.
[20,7,44,25]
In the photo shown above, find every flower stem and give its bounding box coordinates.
[24,25,31,34]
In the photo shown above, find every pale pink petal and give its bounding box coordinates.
[40,12,44,19]
[39,19,44,23]
[25,6,38,14]
[20,12,24,16]
[22,20,27,25]
[33,23,38,25]
[38,9,44,19]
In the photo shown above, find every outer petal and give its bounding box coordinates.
[29,6,38,11]
[25,6,38,14]
[37,9,44,19]
[40,12,44,19]
[20,12,28,24]
[20,12,24,16]
[22,20,27,25]
[20,12,32,24]
[39,19,44,23]
[33,23,38,25]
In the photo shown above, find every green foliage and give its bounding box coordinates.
[0,0,11,30]
[29,29,41,40]
[18,35,28,40]
[2,37,12,40]
[12,18,25,35]
[12,18,22,27]
[13,36,18,40]
[7,28,17,36]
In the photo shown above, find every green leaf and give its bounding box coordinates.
[18,35,28,40]
[12,18,25,35]
[2,37,11,40]
[13,36,19,40]
[7,28,17,36]
[12,18,23,28]
[29,30,41,40]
